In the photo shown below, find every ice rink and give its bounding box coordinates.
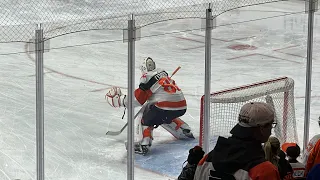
[1,0,320,179]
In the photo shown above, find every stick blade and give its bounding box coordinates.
[106,131,122,136]
[106,123,127,136]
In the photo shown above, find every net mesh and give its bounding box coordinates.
[0,0,285,42]
[200,77,298,150]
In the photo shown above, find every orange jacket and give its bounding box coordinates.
[305,138,320,176]
[249,161,281,180]
[194,154,280,180]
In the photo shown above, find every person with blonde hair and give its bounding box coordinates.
[264,136,294,180]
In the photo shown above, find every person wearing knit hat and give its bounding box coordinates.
[187,146,205,165]
[178,146,204,180]
[194,102,281,180]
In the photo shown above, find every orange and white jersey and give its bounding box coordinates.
[289,162,305,179]
[134,68,186,110]
[304,134,320,175]
[301,134,320,165]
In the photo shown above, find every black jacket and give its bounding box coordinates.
[207,135,266,174]
[178,163,197,180]
[193,124,281,180]
[278,150,294,180]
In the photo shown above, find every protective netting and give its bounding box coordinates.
[200,77,298,150]
[0,0,285,42]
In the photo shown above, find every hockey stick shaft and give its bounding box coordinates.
[106,108,143,136]
[106,66,181,136]
[171,66,181,77]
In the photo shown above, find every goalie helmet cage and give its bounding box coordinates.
[199,77,298,150]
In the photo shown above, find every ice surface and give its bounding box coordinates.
[1,0,320,179]
[134,138,198,178]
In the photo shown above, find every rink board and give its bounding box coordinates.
[135,138,199,178]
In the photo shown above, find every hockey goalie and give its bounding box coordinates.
[106,57,194,155]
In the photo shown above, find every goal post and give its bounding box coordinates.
[199,77,298,150]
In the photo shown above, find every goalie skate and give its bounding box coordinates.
[125,141,150,155]
[134,143,150,155]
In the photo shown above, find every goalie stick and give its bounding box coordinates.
[105,107,143,136]
[106,66,181,136]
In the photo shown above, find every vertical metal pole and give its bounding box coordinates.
[303,0,316,151]
[35,24,44,180]
[127,14,135,180]
[204,6,212,153]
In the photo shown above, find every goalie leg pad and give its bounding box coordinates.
[140,125,153,146]
[161,118,194,139]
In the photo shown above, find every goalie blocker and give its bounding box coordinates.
[106,57,194,155]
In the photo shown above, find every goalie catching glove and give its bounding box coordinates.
[105,86,127,108]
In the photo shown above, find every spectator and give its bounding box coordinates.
[178,146,205,180]
[302,117,320,175]
[282,143,306,179]
[302,135,320,165]
[306,163,320,180]
[305,136,320,176]
[193,102,281,180]
[264,136,294,179]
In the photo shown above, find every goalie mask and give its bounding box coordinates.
[140,57,156,74]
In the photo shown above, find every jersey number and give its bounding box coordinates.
[159,77,181,94]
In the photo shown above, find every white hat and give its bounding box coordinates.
[238,102,275,127]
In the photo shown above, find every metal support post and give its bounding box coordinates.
[204,6,213,153]
[303,0,317,152]
[127,14,136,180]
[35,24,44,180]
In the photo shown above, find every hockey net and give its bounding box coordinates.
[199,77,298,150]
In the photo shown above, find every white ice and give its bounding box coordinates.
[1,0,320,179]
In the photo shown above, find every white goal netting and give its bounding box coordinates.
[200,77,298,150]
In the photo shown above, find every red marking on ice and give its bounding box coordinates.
[227,53,302,64]
[24,43,127,92]
[273,45,305,58]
